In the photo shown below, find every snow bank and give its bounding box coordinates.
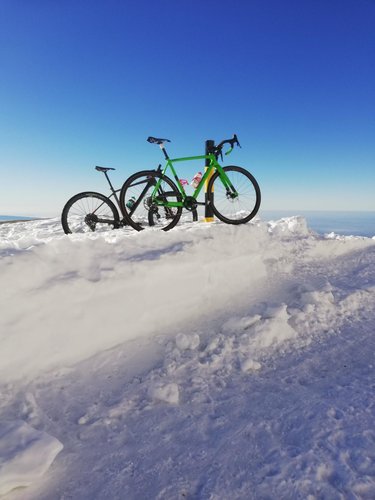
[0,219,270,382]
[0,215,374,498]
[1,216,373,384]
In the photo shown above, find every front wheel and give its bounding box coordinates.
[120,170,182,231]
[61,192,120,234]
[207,166,261,224]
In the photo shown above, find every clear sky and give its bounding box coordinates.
[0,0,374,217]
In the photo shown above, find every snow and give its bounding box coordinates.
[0,421,63,496]
[0,216,374,498]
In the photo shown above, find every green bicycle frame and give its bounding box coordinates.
[151,153,237,208]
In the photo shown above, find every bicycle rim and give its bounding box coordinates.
[208,166,261,224]
[120,171,182,231]
[61,192,120,234]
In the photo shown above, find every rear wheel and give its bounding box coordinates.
[120,171,182,231]
[207,166,261,224]
[61,192,120,234]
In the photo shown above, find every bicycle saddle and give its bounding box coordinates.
[95,166,115,172]
[147,136,171,144]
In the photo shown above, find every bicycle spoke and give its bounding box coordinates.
[61,193,119,234]
[210,167,261,224]
[120,171,182,231]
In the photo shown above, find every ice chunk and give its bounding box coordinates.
[240,358,262,372]
[0,420,63,496]
[175,333,200,350]
[148,383,180,405]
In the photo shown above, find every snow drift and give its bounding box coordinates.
[0,216,374,498]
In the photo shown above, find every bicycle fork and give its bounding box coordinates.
[216,167,239,200]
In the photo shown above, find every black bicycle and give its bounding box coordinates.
[61,166,197,234]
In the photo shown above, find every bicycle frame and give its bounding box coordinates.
[101,170,123,211]
[151,153,237,208]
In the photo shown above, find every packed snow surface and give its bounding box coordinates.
[0,216,374,498]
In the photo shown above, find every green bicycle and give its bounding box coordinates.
[119,134,261,231]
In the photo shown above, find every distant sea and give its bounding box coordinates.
[0,215,36,222]
[260,210,375,238]
[1,212,374,237]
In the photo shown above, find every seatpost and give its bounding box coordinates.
[160,143,170,160]
[104,171,116,194]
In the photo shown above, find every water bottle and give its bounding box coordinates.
[126,196,136,209]
[191,172,202,188]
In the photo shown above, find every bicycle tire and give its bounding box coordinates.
[120,170,182,231]
[61,191,120,234]
[207,166,261,224]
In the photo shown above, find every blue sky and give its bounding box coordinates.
[0,0,374,216]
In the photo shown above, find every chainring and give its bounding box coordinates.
[183,196,198,211]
